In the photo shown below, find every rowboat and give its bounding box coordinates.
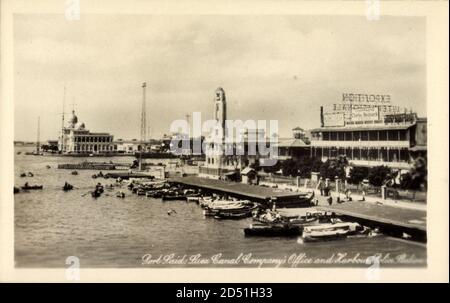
[204,201,254,217]
[63,183,74,191]
[116,191,125,198]
[302,222,362,242]
[186,196,200,203]
[214,208,253,220]
[91,190,101,198]
[21,185,43,190]
[244,223,301,237]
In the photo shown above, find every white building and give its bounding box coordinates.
[59,111,114,154]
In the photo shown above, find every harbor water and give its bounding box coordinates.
[14,147,426,268]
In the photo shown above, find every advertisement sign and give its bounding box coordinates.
[350,107,379,122]
[323,112,345,127]
[342,93,391,104]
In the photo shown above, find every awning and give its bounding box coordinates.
[241,167,255,175]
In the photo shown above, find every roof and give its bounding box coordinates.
[169,176,307,200]
[310,123,414,132]
[241,167,255,175]
[277,138,310,148]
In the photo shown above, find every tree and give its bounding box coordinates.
[319,156,347,180]
[348,166,369,185]
[368,165,391,187]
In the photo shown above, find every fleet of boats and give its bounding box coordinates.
[14,168,377,243]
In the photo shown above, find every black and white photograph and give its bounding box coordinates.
[1,0,448,283]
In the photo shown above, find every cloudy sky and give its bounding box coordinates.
[14,14,426,141]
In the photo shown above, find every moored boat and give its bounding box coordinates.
[21,185,43,190]
[302,221,362,242]
[244,223,301,237]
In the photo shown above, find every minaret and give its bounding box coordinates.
[213,87,227,139]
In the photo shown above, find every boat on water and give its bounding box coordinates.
[186,196,200,203]
[63,183,74,191]
[214,208,254,220]
[244,222,301,237]
[14,187,20,194]
[71,171,79,175]
[20,173,27,178]
[302,221,362,242]
[21,185,43,190]
[116,191,125,198]
[91,191,101,198]
[203,200,255,217]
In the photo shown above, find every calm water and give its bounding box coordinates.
[14,147,426,268]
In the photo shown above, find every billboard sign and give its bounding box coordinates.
[323,112,345,127]
[351,107,379,122]
[342,93,391,104]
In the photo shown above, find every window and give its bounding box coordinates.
[369,131,378,141]
[360,131,368,141]
[399,130,407,141]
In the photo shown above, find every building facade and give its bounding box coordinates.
[310,108,427,169]
[59,111,114,154]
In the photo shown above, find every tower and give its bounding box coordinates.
[140,82,147,144]
[213,87,227,139]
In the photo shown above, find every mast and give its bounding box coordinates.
[61,86,66,153]
[36,116,40,154]
[139,82,147,171]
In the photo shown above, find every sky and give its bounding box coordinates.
[14,14,426,141]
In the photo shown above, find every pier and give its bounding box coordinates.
[169,176,313,205]
[280,201,427,242]
[57,161,130,170]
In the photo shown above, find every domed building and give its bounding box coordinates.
[59,110,114,154]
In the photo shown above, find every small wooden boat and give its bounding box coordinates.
[244,223,301,237]
[21,185,43,190]
[94,184,104,193]
[92,174,98,179]
[162,194,187,201]
[116,191,125,198]
[71,171,79,175]
[214,209,253,220]
[302,222,362,242]
[46,165,51,169]
[136,188,146,196]
[186,196,200,203]
[91,191,101,198]
[27,172,34,177]
[63,183,74,191]
[17,152,22,155]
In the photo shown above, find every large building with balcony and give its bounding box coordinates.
[310,108,427,169]
[59,110,114,154]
